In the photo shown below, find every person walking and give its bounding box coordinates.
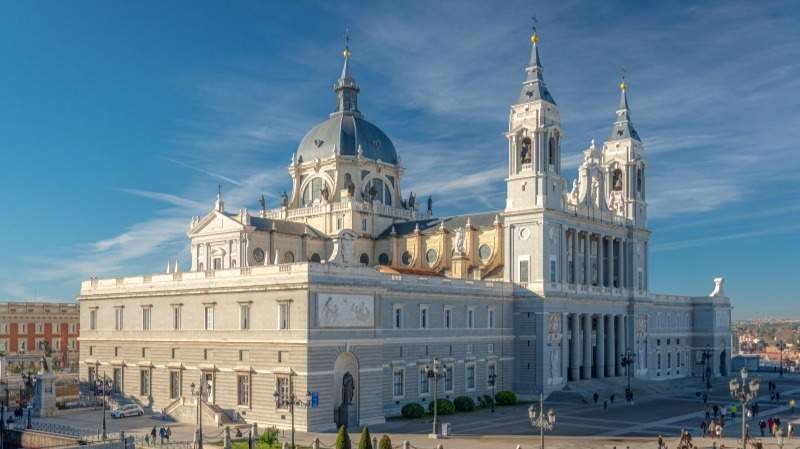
[701,419,708,436]
[790,399,797,413]
[730,404,737,422]
[594,392,599,405]
[159,427,166,445]
[760,419,767,436]
[788,422,794,439]
[768,417,775,435]
[166,426,172,443]
[713,405,719,418]
[150,426,157,444]
[610,394,615,404]
[776,391,781,402]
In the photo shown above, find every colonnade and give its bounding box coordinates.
[564,229,627,289]
[565,313,629,381]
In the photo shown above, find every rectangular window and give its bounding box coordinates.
[89,310,97,330]
[114,346,119,357]
[204,306,214,330]
[519,259,530,283]
[213,258,222,270]
[18,340,26,352]
[172,306,182,330]
[239,304,251,330]
[467,308,475,329]
[444,365,454,392]
[169,371,180,400]
[393,306,403,329]
[142,347,150,359]
[420,306,429,329]
[277,351,288,363]
[488,343,495,353]
[142,307,151,331]
[336,216,343,230]
[276,376,290,409]
[550,258,557,283]
[36,323,44,334]
[467,343,473,354]
[140,369,151,396]
[393,368,405,398]
[88,345,93,356]
[466,364,476,390]
[19,323,28,334]
[114,309,124,331]
[171,348,177,359]
[419,367,430,395]
[279,303,290,330]
[362,218,368,232]
[444,307,452,329]
[237,375,250,406]
[69,323,77,333]
[488,308,495,329]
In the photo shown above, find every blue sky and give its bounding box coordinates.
[0,1,797,320]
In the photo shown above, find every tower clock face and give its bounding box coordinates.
[253,248,265,263]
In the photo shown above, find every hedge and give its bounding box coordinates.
[453,396,475,412]
[495,390,518,406]
[401,403,425,419]
[427,398,455,415]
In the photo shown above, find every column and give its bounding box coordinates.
[572,230,578,283]
[582,314,592,379]
[616,315,625,375]
[570,314,580,381]
[596,315,605,379]
[562,313,569,381]
[607,314,616,377]
[584,233,590,285]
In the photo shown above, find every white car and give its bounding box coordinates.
[110,404,144,418]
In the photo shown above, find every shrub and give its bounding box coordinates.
[357,427,372,449]
[495,391,517,406]
[453,396,475,412]
[335,425,351,449]
[401,403,425,419]
[427,398,455,415]
[259,427,279,447]
[378,435,392,449]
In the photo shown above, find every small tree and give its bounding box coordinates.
[357,427,372,449]
[378,435,392,449]
[335,425,351,449]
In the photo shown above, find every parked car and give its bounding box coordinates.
[111,404,144,418]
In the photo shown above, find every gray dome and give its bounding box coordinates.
[296,113,398,164]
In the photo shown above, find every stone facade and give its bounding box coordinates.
[78,31,731,432]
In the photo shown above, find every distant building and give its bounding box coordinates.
[78,31,732,431]
[0,301,80,373]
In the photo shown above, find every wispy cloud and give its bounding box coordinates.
[116,188,207,211]
[652,223,800,252]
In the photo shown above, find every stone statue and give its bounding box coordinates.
[408,192,416,209]
[281,191,289,208]
[320,184,330,201]
[454,227,465,256]
[342,373,354,405]
[427,196,433,213]
[591,176,601,208]
[258,193,266,212]
[344,174,355,196]
[551,349,560,380]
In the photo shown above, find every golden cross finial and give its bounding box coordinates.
[343,28,351,59]
[530,15,540,44]
[620,67,628,91]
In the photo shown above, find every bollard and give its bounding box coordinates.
[282,442,289,449]
[253,422,259,438]
[312,437,321,449]
[248,425,254,449]
[224,426,231,449]
[436,444,444,449]
[403,440,411,449]
[516,445,523,449]
[373,436,377,448]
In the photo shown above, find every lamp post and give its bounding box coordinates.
[729,367,760,449]
[422,357,445,438]
[528,392,556,449]
[620,350,636,403]
[273,372,309,449]
[777,340,785,378]
[700,347,714,390]
[487,371,497,413]
[191,376,208,449]
[100,371,112,440]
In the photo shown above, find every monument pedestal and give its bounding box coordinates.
[451,255,470,280]
[34,373,57,417]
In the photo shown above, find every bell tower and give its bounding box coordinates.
[602,78,647,228]
[506,27,564,213]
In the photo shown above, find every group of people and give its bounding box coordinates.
[767,381,782,403]
[144,426,173,446]
[592,390,635,409]
[756,416,793,438]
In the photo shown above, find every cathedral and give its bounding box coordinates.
[78,30,732,432]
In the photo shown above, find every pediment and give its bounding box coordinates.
[189,211,244,237]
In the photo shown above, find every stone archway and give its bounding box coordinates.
[333,352,359,429]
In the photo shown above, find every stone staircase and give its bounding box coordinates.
[551,376,715,405]
[165,398,237,427]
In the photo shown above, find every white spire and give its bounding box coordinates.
[215,184,224,212]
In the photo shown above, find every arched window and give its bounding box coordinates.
[520,137,532,164]
[282,251,295,264]
[302,177,329,207]
[378,253,390,265]
[359,253,370,265]
[657,353,662,370]
[198,263,204,272]
[667,352,672,369]
[637,167,643,193]
[401,251,412,266]
[364,178,392,206]
[548,136,557,165]
[612,169,623,191]
[309,253,321,263]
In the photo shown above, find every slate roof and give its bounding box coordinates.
[516,43,556,105]
[609,88,641,141]
[227,214,327,239]
[376,211,501,239]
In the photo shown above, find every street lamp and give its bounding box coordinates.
[620,350,636,404]
[273,372,310,449]
[99,372,112,440]
[700,347,714,390]
[528,392,556,449]
[190,377,209,449]
[487,371,497,413]
[777,340,786,378]
[729,367,760,449]
[422,357,445,438]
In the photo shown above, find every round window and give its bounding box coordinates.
[252,248,265,263]
[401,251,413,266]
[478,244,492,262]
[425,249,438,265]
[309,253,321,263]
[519,227,531,240]
[378,253,390,265]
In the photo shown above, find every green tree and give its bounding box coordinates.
[378,435,392,449]
[357,427,372,449]
[335,425,351,449]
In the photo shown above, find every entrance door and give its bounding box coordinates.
[113,368,123,393]
[204,373,214,403]
[719,350,727,377]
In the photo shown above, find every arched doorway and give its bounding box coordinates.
[719,350,727,376]
[333,352,359,429]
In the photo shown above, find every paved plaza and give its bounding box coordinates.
[32,373,800,449]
